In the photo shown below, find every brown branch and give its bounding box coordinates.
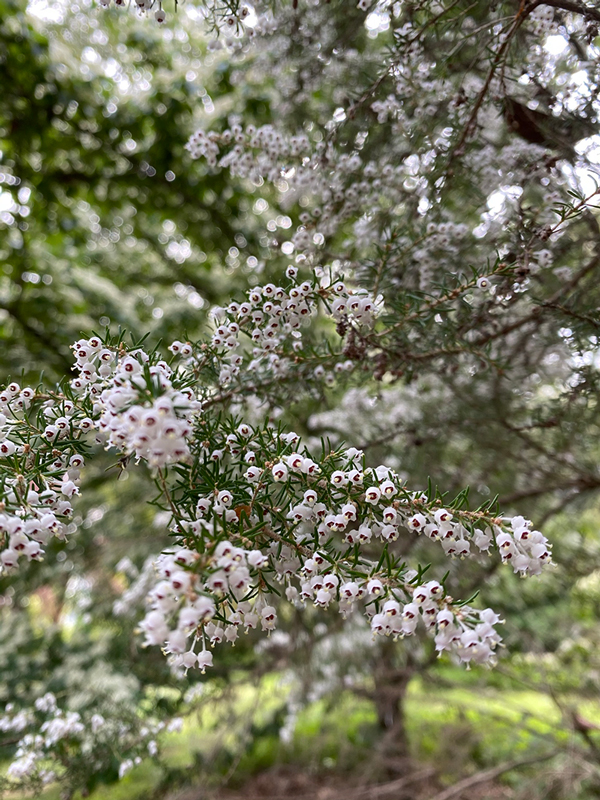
[501,419,591,474]
[371,244,600,356]
[448,5,529,161]
[470,252,600,349]
[542,302,600,329]
[500,476,600,505]
[429,750,560,800]
[230,768,436,800]
[328,0,467,141]
[535,0,600,23]
[535,491,585,527]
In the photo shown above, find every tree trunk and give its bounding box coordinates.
[372,640,413,771]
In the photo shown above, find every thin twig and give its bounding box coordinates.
[448,2,531,163]
[429,750,560,800]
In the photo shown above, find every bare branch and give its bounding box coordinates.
[429,750,560,800]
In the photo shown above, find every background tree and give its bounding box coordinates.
[0,1,600,799]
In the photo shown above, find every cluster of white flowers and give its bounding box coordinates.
[527,4,558,36]
[140,540,281,673]
[101,0,589,299]
[202,271,381,389]
[2,693,83,785]
[186,117,435,257]
[0,692,166,787]
[99,0,262,32]
[274,451,552,576]
[411,221,472,291]
[7,333,557,681]
[99,0,168,24]
[0,384,84,572]
[135,536,507,673]
[0,322,552,678]
[371,596,503,667]
[103,415,553,674]
[70,337,200,469]
[180,0,589,309]
[495,515,552,575]
[403,507,551,577]
[186,124,313,177]
[0,705,34,735]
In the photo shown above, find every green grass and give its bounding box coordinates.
[10,669,600,799]
[406,678,566,768]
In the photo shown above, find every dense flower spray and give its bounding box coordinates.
[0,271,552,688]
